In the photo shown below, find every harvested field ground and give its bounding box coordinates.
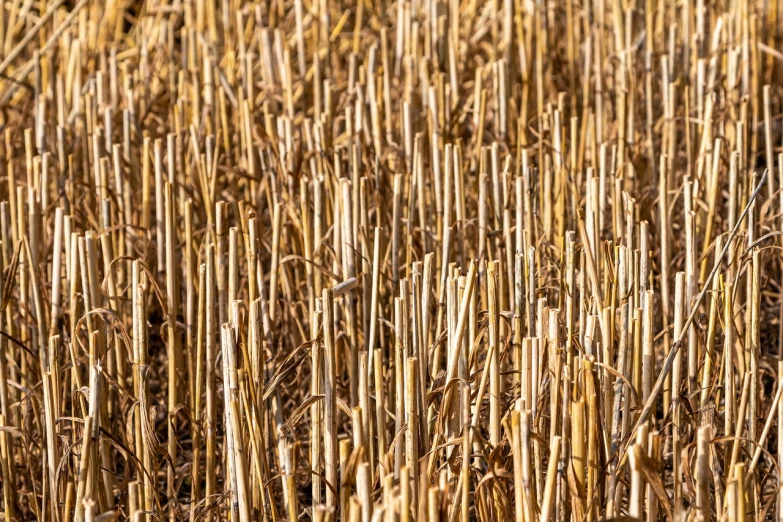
[0,0,780,521]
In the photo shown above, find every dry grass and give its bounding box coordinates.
[0,0,780,520]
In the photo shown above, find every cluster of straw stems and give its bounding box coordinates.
[0,0,781,520]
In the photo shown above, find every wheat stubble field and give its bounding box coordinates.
[0,0,781,520]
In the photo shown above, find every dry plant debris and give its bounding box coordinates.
[0,0,781,520]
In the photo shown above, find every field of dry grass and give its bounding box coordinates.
[0,0,780,520]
